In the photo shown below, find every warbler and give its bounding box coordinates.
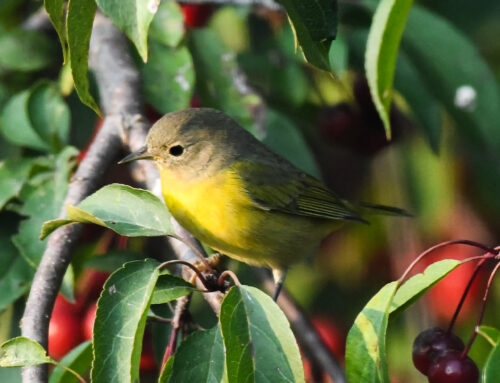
[120,108,407,299]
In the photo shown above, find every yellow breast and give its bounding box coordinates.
[156,163,336,269]
[157,163,257,254]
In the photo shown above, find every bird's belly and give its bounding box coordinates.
[160,169,334,268]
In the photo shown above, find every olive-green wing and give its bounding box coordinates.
[234,161,365,222]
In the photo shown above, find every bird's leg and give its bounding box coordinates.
[272,268,288,301]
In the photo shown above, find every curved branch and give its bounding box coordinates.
[21,14,143,383]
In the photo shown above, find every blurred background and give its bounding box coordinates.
[0,0,499,382]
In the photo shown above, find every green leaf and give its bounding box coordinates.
[44,0,67,62]
[0,158,33,210]
[159,356,174,383]
[478,326,500,347]
[91,259,160,383]
[0,29,56,71]
[67,0,99,114]
[142,41,194,114]
[220,285,304,383]
[0,337,54,367]
[151,274,195,305]
[28,82,71,152]
[402,5,500,151]
[49,341,92,383]
[189,29,260,134]
[167,326,226,383]
[13,147,77,267]
[278,0,337,71]
[263,110,321,179]
[389,259,461,317]
[96,0,160,61]
[345,281,398,383]
[484,338,500,383]
[365,0,414,139]
[149,1,184,48]
[0,90,51,152]
[394,52,441,151]
[41,184,174,240]
[0,215,33,312]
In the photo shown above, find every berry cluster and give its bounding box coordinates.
[412,327,479,383]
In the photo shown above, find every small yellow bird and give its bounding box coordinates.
[120,108,407,299]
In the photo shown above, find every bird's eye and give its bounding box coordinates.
[169,145,184,156]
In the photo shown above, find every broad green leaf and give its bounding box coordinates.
[0,90,51,152]
[91,259,160,383]
[189,29,260,135]
[0,158,33,210]
[96,0,160,61]
[44,0,67,62]
[41,184,174,239]
[328,33,348,74]
[149,1,184,48]
[0,30,56,71]
[478,326,500,347]
[28,82,70,152]
[220,285,304,383]
[402,5,500,151]
[346,281,398,383]
[484,339,500,383]
[49,341,92,383]
[278,0,337,71]
[142,41,194,114]
[0,215,33,312]
[394,51,441,151]
[365,0,414,139]
[167,326,226,383]
[263,110,321,179]
[67,0,99,114]
[13,147,77,267]
[152,274,195,305]
[0,337,54,367]
[389,259,461,317]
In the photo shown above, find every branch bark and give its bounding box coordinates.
[21,14,144,383]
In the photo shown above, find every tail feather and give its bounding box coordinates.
[356,201,412,217]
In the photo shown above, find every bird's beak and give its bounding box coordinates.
[118,146,153,164]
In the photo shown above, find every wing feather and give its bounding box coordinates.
[233,161,365,222]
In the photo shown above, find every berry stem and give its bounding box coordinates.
[462,259,500,358]
[398,240,498,285]
[447,258,487,335]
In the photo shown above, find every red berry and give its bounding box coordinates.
[180,4,213,28]
[412,327,464,375]
[48,295,82,360]
[427,350,479,383]
[82,302,98,341]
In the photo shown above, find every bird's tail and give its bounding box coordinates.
[355,201,412,217]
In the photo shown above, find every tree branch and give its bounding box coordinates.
[21,14,143,383]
